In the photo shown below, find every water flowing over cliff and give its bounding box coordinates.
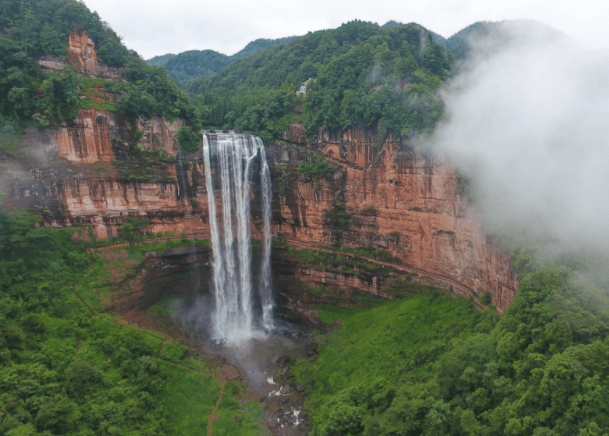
[202,132,273,341]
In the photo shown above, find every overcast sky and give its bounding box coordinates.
[80,0,608,59]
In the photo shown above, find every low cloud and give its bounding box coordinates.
[429,21,609,255]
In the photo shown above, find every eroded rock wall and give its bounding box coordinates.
[4,116,517,312]
[37,30,124,81]
[50,110,182,164]
[268,125,518,312]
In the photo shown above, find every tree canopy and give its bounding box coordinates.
[187,20,453,141]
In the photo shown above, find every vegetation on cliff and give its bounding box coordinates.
[0,0,200,137]
[293,249,609,436]
[187,20,452,141]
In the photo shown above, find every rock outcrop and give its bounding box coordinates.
[38,30,124,81]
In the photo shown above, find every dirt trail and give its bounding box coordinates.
[158,340,171,358]
[207,382,226,436]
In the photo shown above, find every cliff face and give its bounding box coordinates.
[4,114,517,312]
[270,124,518,312]
[5,108,200,239]
[52,109,183,164]
[37,30,124,81]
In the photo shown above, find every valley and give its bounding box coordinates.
[1,2,608,435]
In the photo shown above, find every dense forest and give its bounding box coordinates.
[185,20,453,143]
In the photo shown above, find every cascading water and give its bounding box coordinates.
[202,132,274,342]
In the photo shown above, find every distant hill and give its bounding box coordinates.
[146,36,299,81]
[162,50,232,81]
[381,20,402,29]
[231,36,299,60]
[383,20,448,45]
[443,20,569,60]
[146,53,177,67]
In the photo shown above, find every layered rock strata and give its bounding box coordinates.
[4,117,517,312]
[271,124,518,312]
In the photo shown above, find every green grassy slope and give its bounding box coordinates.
[292,250,609,436]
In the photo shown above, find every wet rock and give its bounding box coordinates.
[276,355,291,367]
[270,353,279,364]
[280,385,291,395]
[304,341,319,356]
[295,383,305,393]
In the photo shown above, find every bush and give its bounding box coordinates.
[161,341,187,363]
[177,125,202,154]
[118,218,150,242]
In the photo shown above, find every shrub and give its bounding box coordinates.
[177,126,202,154]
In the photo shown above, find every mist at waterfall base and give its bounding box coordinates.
[170,132,310,392]
[172,133,278,347]
[427,21,609,259]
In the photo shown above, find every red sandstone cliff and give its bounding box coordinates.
[37,30,124,81]
[51,109,183,164]
[4,119,517,312]
[272,124,518,312]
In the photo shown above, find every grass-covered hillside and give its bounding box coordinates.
[291,248,609,436]
[0,209,266,435]
[187,20,453,143]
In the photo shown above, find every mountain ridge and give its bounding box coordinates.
[146,35,300,81]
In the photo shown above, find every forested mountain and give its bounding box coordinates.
[145,52,177,67]
[1,4,608,436]
[146,35,299,81]
[186,20,453,143]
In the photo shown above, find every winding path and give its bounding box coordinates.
[207,382,226,436]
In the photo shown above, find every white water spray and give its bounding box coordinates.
[202,133,274,342]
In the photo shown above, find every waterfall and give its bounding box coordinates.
[202,133,274,341]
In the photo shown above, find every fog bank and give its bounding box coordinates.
[430,21,609,254]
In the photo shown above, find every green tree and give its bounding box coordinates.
[177,125,201,154]
[36,67,79,126]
